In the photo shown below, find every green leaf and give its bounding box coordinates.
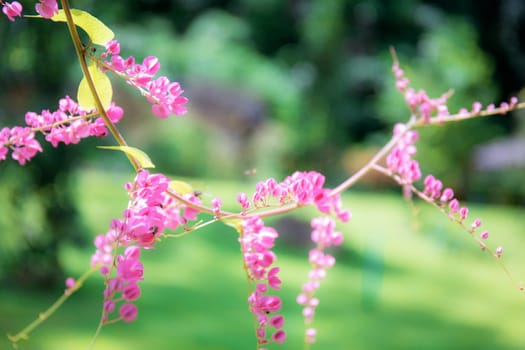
[77,60,112,110]
[97,146,155,169]
[169,180,194,195]
[221,218,243,233]
[51,9,114,46]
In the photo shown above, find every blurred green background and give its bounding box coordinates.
[1,0,525,349]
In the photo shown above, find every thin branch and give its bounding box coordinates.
[8,268,98,347]
[60,0,140,172]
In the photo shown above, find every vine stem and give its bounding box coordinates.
[422,102,525,125]
[164,118,406,219]
[330,116,417,196]
[8,267,98,347]
[371,163,525,296]
[59,0,140,172]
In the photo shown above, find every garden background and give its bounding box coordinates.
[1,1,525,349]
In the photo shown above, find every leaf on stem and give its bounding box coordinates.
[97,146,155,169]
[221,218,243,233]
[51,9,114,46]
[77,60,112,110]
[169,180,194,195]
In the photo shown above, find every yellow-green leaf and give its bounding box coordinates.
[169,180,194,195]
[221,218,243,233]
[97,146,155,169]
[51,9,114,46]
[78,60,112,110]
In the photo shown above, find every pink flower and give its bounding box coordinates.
[9,127,43,165]
[107,103,124,122]
[211,197,222,217]
[2,1,22,21]
[123,283,141,301]
[102,48,189,119]
[459,207,469,221]
[448,199,460,213]
[305,328,317,344]
[105,40,120,55]
[270,315,284,329]
[237,192,250,211]
[119,303,138,322]
[298,216,342,338]
[64,277,75,295]
[272,330,286,343]
[65,277,75,289]
[440,188,454,203]
[267,267,281,290]
[35,0,58,19]
[104,300,115,313]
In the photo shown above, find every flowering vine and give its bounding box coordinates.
[3,1,525,349]
[240,216,286,347]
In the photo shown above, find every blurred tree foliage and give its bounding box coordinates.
[0,0,524,285]
[0,16,88,287]
[86,0,524,194]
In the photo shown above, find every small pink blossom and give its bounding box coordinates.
[237,192,250,211]
[105,40,120,55]
[270,315,284,328]
[211,197,222,217]
[104,300,115,313]
[119,303,138,322]
[107,103,124,122]
[305,328,317,344]
[123,283,141,301]
[272,330,286,343]
[471,218,481,229]
[65,277,75,289]
[459,207,469,221]
[448,199,460,213]
[440,188,454,203]
[267,267,281,290]
[35,0,58,19]
[64,277,75,295]
[472,101,483,114]
[2,1,22,21]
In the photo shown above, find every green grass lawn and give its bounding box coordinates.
[2,168,525,349]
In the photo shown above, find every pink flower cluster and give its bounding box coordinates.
[297,216,343,345]
[91,170,202,323]
[101,246,143,323]
[422,174,503,256]
[423,174,469,221]
[392,54,520,122]
[386,123,422,184]
[240,216,286,347]
[1,0,58,21]
[0,126,42,165]
[240,171,351,222]
[0,96,123,165]
[392,59,451,123]
[457,97,519,116]
[101,40,188,119]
